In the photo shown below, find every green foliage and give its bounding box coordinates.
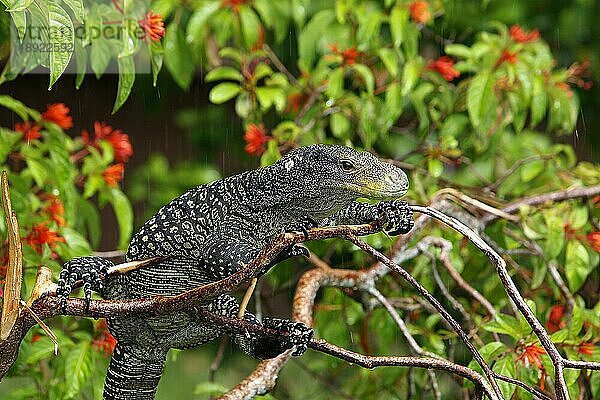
[0,101,131,398]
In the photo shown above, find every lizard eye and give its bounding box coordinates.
[340,160,355,172]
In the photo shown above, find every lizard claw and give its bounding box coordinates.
[285,243,310,259]
[56,257,113,313]
[375,200,414,236]
[283,216,319,240]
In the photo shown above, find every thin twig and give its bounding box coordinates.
[262,44,298,85]
[482,185,600,224]
[368,287,442,400]
[348,234,503,398]
[410,206,571,400]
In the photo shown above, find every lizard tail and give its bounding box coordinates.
[103,343,166,400]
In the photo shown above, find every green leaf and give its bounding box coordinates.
[256,87,285,111]
[60,227,92,257]
[164,23,195,90]
[427,158,443,178]
[8,10,27,42]
[64,341,93,399]
[568,205,588,229]
[6,0,34,12]
[298,9,335,71]
[520,159,544,182]
[351,64,374,94]
[61,0,84,22]
[239,5,261,49]
[0,128,22,162]
[378,48,399,77]
[484,314,529,338]
[389,6,408,48]
[467,70,498,133]
[0,95,40,120]
[110,56,135,114]
[186,0,220,42]
[330,112,350,138]
[205,66,243,82]
[543,214,566,260]
[260,140,281,167]
[109,187,133,250]
[401,59,420,96]
[48,0,74,88]
[24,336,55,364]
[209,82,241,104]
[90,37,113,79]
[565,240,592,292]
[445,44,472,59]
[27,159,48,187]
[530,75,547,127]
[385,81,403,121]
[478,341,508,361]
[150,40,164,87]
[493,355,516,400]
[235,92,251,118]
[568,305,583,336]
[74,37,86,89]
[326,67,344,99]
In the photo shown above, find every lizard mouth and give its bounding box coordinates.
[348,181,408,200]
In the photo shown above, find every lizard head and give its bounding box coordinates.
[276,144,409,202]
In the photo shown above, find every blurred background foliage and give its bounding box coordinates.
[0,0,599,399]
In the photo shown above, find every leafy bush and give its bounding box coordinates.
[0,98,132,398]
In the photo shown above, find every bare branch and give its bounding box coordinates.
[481,185,600,224]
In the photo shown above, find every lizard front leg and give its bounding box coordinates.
[56,256,114,312]
[197,238,313,358]
[322,200,414,235]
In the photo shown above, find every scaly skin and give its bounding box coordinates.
[57,144,413,399]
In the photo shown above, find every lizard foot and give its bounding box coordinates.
[283,216,319,240]
[263,317,313,356]
[376,200,414,235]
[56,256,114,313]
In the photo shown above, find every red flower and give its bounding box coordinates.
[517,346,548,391]
[496,49,518,67]
[341,47,359,66]
[510,25,540,43]
[427,56,460,81]
[328,44,361,66]
[44,195,65,226]
[25,223,65,255]
[244,123,270,156]
[547,304,566,333]
[138,10,165,42]
[83,122,133,163]
[221,0,247,13]
[518,344,546,369]
[102,164,125,187]
[409,1,431,23]
[42,103,73,130]
[586,232,600,252]
[14,122,42,143]
[577,342,595,356]
[92,319,117,355]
